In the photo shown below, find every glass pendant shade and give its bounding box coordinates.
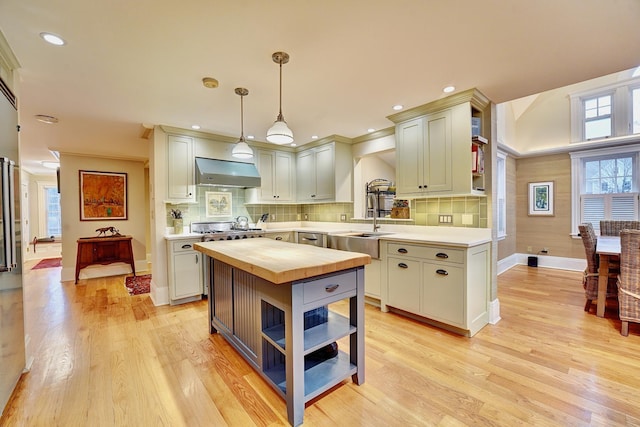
[266,117,294,145]
[232,138,253,159]
[267,51,293,145]
[232,87,254,159]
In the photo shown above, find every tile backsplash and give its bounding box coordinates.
[166,188,486,229]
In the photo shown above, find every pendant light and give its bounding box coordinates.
[232,87,254,159]
[266,51,294,144]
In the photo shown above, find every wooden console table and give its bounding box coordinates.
[75,236,135,283]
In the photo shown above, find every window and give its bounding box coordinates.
[496,151,506,238]
[38,183,61,237]
[584,94,612,140]
[633,87,640,134]
[570,77,640,142]
[571,145,640,235]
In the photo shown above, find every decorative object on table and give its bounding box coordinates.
[171,209,183,234]
[32,257,62,270]
[95,226,121,237]
[205,191,232,217]
[79,170,127,220]
[391,199,410,219]
[528,181,554,216]
[124,274,151,295]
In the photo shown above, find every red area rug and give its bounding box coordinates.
[32,257,62,269]
[124,274,151,295]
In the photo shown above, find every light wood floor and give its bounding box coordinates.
[2,264,640,426]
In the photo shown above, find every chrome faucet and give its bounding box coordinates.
[368,193,381,233]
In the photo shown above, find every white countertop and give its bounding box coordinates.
[165,222,492,247]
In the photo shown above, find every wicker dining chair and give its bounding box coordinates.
[578,223,618,312]
[599,220,640,236]
[617,229,640,336]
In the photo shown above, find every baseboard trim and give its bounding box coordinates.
[498,253,585,274]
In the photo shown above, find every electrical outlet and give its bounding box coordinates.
[303,213,309,221]
[439,215,453,224]
[527,246,532,253]
[340,214,347,222]
[542,247,549,254]
[270,214,276,221]
[296,213,301,220]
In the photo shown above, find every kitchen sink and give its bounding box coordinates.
[327,232,394,259]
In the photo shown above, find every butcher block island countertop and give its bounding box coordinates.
[194,238,368,426]
[193,238,371,284]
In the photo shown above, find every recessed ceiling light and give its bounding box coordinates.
[40,32,65,46]
[290,143,297,147]
[367,128,375,133]
[392,105,403,111]
[35,115,59,124]
[443,85,455,93]
[311,135,318,139]
[247,135,254,139]
[191,125,200,130]
[41,161,60,169]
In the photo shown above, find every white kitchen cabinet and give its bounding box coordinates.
[250,149,295,202]
[166,135,196,202]
[166,238,203,304]
[364,258,382,299]
[381,240,490,337]
[396,110,452,195]
[390,88,490,198]
[296,141,353,203]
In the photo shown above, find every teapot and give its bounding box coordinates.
[234,216,249,230]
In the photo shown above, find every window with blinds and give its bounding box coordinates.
[581,193,639,233]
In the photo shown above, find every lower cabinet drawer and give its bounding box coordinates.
[387,242,464,264]
[302,270,357,304]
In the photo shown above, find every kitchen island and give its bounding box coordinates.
[194,238,370,427]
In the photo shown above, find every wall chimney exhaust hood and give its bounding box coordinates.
[195,157,261,188]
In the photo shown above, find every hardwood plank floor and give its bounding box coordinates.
[2,264,640,426]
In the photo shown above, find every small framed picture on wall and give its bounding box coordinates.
[528,181,554,216]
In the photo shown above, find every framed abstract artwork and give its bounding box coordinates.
[528,181,554,216]
[79,170,128,220]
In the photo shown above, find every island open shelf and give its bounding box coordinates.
[194,239,369,427]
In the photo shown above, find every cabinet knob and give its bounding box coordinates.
[397,248,408,254]
[311,194,316,198]
[435,252,449,259]
[436,269,448,276]
[398,263,408,269]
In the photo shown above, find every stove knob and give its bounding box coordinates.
[242,235,248,239]
[226,236,233,240]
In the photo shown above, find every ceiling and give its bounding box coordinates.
[1,1,639,175]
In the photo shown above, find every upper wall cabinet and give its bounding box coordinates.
[296,141,353,203]
[389,88,490,198]
[167,135,196,203]
[247,149,295,203]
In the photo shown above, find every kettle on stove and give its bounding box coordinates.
[234,216,249,230]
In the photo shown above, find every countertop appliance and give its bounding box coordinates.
[0,76,25,414]
[191,221,265,241]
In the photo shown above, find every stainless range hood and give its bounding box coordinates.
[195,157,261,188]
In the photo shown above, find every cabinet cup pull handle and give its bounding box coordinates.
[398,263,408,269]
[397,248,408,254]
[325,284,340,292]
[275,237,283,240]
[304,237,318,241]
[436,269,448,276]
[436,252,448,259]
[181,244,192,249]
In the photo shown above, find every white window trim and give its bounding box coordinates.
[570,76,639,143]
[570,143,640,235]
[496,150,507,239]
